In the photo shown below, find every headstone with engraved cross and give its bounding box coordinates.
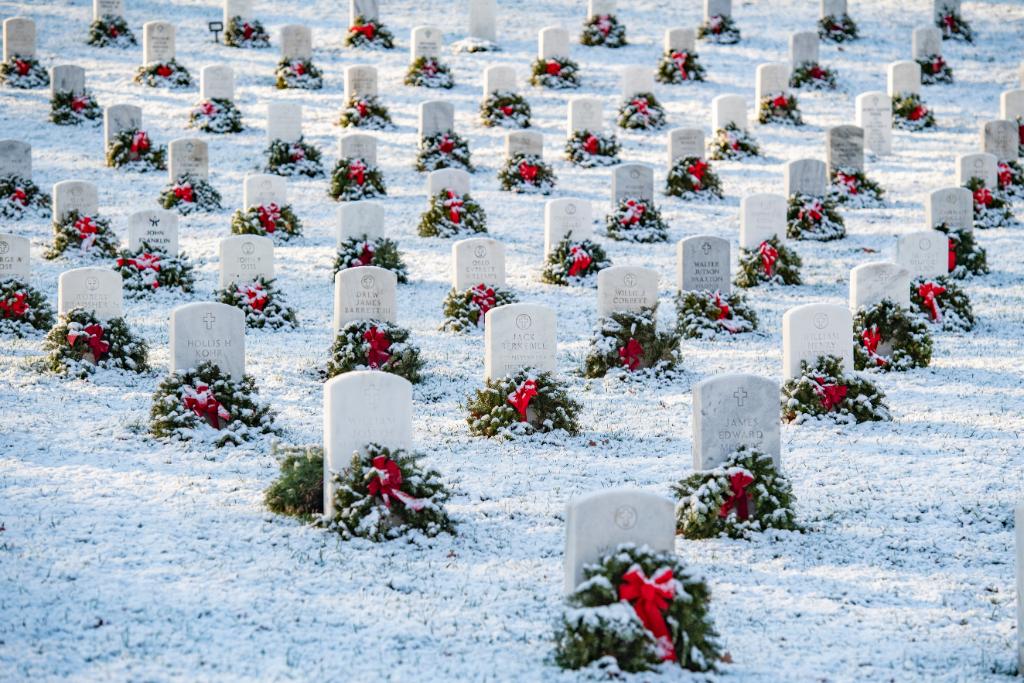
[677,235,730,293]
[692,373,780,470]
[170,302,246,380]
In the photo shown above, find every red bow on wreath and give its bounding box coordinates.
[908,105,928,122]
[568,244,592,277]
[709,15,724,33]
[917,281,946,322]
[470,284,497,321]
[9,187,27,206]
[931,56,946,73]
[74,215,98,251]
[518,161,539,183]
[71,96,89,113]
[131,131,151,155]
[500,105,514,117]
[618,338,644,371]
[201,101,218,116]
[237,283,268,312]
[438,135,455,154]
[997,163,1013,190]
[242,22,255,40]
[351,23,376,39]
[257,203,281,233]
[596,15,612,35]
[947,238,957,273]
[860,326,887,367]
[156,64,172,78]
[507,379,538,422]
[356,100,369,117]
[15,59,30,76]
[630,98,650,117]
[772,94,789,109]
[118,252,162,274]
[719,470,754,520]
[835,172,858,195]
[421,59,439,77]
[364,326,392,369]
[713,292,742,333]
[367,455,426,511]
[973,187,993,207]
[289,144,306,162]
[173,183,194,203]
[443,190,464,224]
[809,65,828,80]
[727,130,741,151]
[670,51,689,79]
[619,199,646,226]
[618,566,677,663]
[583,134,600,156]
[798,200,823,223]
[108,25,120,37]
[687,159,707,188]
[758,241,778,277]
[291,61,306,76]
[0,292,28,319]
[355,241,375,266]
[942,14,955,30]
[545,60,562,76]
[348,159,367,185]
[182,384,231,428]
[67,323,110,361]
[813,377,847,411]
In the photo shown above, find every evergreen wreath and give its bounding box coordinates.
[734,236,802,287]
[0,176,50,219]
[345,16,395,49]
[134,60,191,89]
[918,55,953,85]
[498,153,556,194]
[675,290,758,339]
[541,235,611,286]
[935,223,988,279]
[818,13,858,43]
[224,16,270,48]
[911,275,974,332]
[0,56,49,89]
[937,10,973,43]
[583,308,682,378]
[781,355,891,424]
[997,160,1024,201]
[404,57,454,89]
[326,319,424,383]
[159,173,223,214]
[529,57,581,89]
[50,91,101,126]
[264,444,324,520]
[580,14,627,48]
[215,276,298,330]
[264,137,324,177]
[617,93,667,130]
[106,129,167,172]
[114,243,195,296]
[466,368,581,438]
[674,446,799,540]
[274,58,323,90]
[708,123,761,160]
[665,156,723,199]
[45,211,119,260]
[333,236,409,284]
[605,198,669,243]
[0,277,54,337]
[786,194,846,241]
[418,190,487,238]
[441,284,518,333]
[480,91,532,128]
[553,543,722,674]
[828,168,885,208]
[325,443,454,541]
[965,177,1015,229]
[338,95,393,129]
[87,15,137,48]
[565,130,620,167]
[188,98,243,134]
[416,131,473,172]
[149,361,278,447]
[230,203,303,241]
[328,158,387,201]
[698,14,740,44]
[42,309,149,378]
[758,94,803,125]
[852,299,933,372]
[656,48,706,84]
[892,94,935,130]
[790,62,838,90]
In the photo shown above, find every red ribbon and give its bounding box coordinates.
[931,56,946,73]
[908,105,927,121]
[719,471,754,520]
[713,292,742,333]
[670,51,689,79]
[708,15,724,33]
[835,172,858,194]
[238,283,268,311]
[583,134,600,155]
[813,377,848,411]
[772,94,789,109]
[947,238,956,273]
[1018,123,1024,146]
[421,59,439,77]
[545,60,562,76]
[291,61,306,76]
[130,131,151,155]
[469,284,496,321]
[809,65,827,80]
[438,135,455,154]
[367,455,426,511]
[242,22,255,40]
[67,323,110,360]
[619,199,646,226]
[257,203,281,233]
[201,100,217,116]
[568,244,592,277]
[173,183,194,203]
[364,326,392,368]
[942,14,955,30]
[630,97,650,116]
[758,241,778,276]
[687,159,707,189]
[860,326,887,367]
[117,252,162,274]
[507,379,538,421]
[997,163,1012,190]
[618,338,644,371]
[348,159,367,185]
[182,384,231,428]
[917,281,946,322]
[350,23,376,39]
[356,100,369,117]
[15,59,30,76]
[71,96,88,112]
[618,567,676,662]
[9,187,27,206]
[972,187,993,207]
[798,200,823,223]
[518,161,538,183]
[289,144,306,162]
[108,25,120,37]
[0,292,28,318]
[155,64,172,78]
[356,241,375,266]
[596,15,613,35]
[444,190,464,224]
[500,105,514,116]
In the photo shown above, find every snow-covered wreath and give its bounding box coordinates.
[0,56,49,89]
[530,57,581,89]
[918,54,953,85]
[231,203,303,241]
[134,60,191,89]
[708,124,761,160]
[0,277,54,337]
[416,132,473,172]
[892,94,935,131]
[50,91,101,126]
[114,242,195,296]
[159,173,223,214]
[580,14,627,48]
[852,299,933,372]
[87,15,136,48]
[698,14,740,44]
[326,320,424,383]
[790,62,838,90]
[758,94,803,126]
[911,276,974,332]
[781,355,891,424]
[345,17,395,49]
[224,16,270,48]
[828,168,885,208]
[0,176,49,219]
[274,58,323,90]
[44,211,119,260]
[935,223,988,279]
[617,93,666,130]
[264,137,324,177]
[675,290,758,339]
[418,190,488,238]
[665,156,723,199]
[42,308,149,378]
[106,129,167,172]
[605,198,669,243]
[216,277,298,330]
[189,98,243,134]
[149,361,278,447]
[338,95,393,129]
[264,444,324,520]
[565,131,620,167]
[329,158,386,201]
[734,237,802,288]
[787,194,846,241]
[552,543,722,674]
[966,178,1015,229]
[583,307,682,379]
[541,235,611,287]
[466,369,581,438]
[480,91,532,128]
[498,154,556,194]
[937,10,973,43]
[404,57,454,89]
[441,283,517,333]
[674,446,799,539]
[997,160,1024,201]
[333,237,409,284]
[818,13,858,43]
[656,48,706,84]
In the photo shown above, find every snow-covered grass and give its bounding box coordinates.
[1,0,1024,680]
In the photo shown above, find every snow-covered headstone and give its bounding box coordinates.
[168,138,209,182]
[218,235,274,288]
[201,65,235,101]
[612,164,654,202]
[668,128,704,166]
[484,303,556,380]
[170,302,246,380]
[692,373,780,470]
[142,21,175,64]
[483,65,515,98]
[332,265,397,333]
[755,63,790,102]
[538,26,569,60]
[452,237,505,291]
[849,262,911,310]
[340,133,377,165]
[568,97,603,135]
[243,174,286,208]
[596,266,659,317]
[956,152,997,188]
[712,94,747,131]
[427,168,471,197]
[336,200,384,245]
[505,130,543,159]
[0,234,30,281]
[410,26,442,61]
[128,209,178,253]
[267,102,303,143]
[982,120,1018,162]
[280,24,312,60]
[344,65,377,101]
[0,139,31,179]
[782,303,853,379]
[912,26,942,60]
[103,104,142,150]
[887,60,921,97]
[418,100,454,139]
[58,267,123,320]
[52,180,98,221]
[677,235,730,294]
[50,65,86,97]
[3,17,36,61]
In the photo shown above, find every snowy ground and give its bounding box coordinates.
[2,0,1024,680]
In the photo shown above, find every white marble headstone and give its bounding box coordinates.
[789,31,819,67]
[740,193,787,248]
[336,200,385,245]
[545,198,593,255]
[692,373,780,470]
[677,235,730,294]
[340,133,378,166]
[333,266,397,333]
[785,158,827,197]
[887,60,921,97]
[782,303,853,378]
[0,233,30,281]
[170,302,245,380]
[410,26,442,61]
[52,180,99,221]
[418,100,455,139]
[267,102,303,143]
[1001,89,1024,121]
[219,235,274,288]
[201,65,235,101]
[452,237,506,291]
[926,187,973,231]
[620,65,655,99]
[280,24,312,60]
[856,91,893,156]
[50,65,86,97]
[668,128,704,165]
[168,138,209,182]
[224,0,254,24]
[912,26,942,59]
[143,21,175,64]
[982,120,1019,162]
[3,17,36,61]
[588,0,616,17]
[611,164,654,202]
[94,0,125,20]
[103,104,142,149]
[427,168,471,197]
[664,27,696,53]
[712,94,747,131]
[956,152,997,188]
[756,63,790,102]
[597,266,658,317]
[58,268,123,320]
[704,0,732,20]
[484,303,556,380]
[849,262,911,310]
[568,97,603,134]
[897,230,949,279]
[128,209,179,253]
[350,0,380,23]
[826,125,865,174]
[345,65,378,101]
[243,174,287,208]
[0,139,31,179]
[821,0,847,17]
[483,65,516,98]
[538,26,569,60]
[505,130,543,159]
[469,0,498,43]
